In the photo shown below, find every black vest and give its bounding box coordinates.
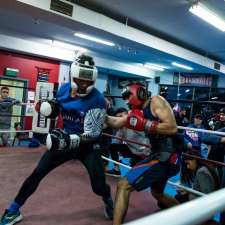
[143,102,175,161]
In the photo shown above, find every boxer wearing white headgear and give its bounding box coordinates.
[1,55,114,225]
[70,55,98,97]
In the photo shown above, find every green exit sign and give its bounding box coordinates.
[4,68,19,77]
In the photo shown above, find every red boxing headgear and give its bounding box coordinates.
[122,83,148,109]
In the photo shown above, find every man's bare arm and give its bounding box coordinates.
[151,96,177,135]
[106,115,127,129]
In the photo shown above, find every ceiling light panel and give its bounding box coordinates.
[144,63,165,71]
[172,62,193,70]
[74,33,115,46]
[189,2,225,32]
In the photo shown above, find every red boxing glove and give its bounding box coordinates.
[126,109,158,134]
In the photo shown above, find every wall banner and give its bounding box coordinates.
[173,73,218,87]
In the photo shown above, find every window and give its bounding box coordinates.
[194,87,210,101]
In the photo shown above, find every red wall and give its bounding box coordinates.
[0,50,60,129]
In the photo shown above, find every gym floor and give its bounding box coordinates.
[0,147,158,225]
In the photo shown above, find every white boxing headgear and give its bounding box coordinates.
[70,55,98,97]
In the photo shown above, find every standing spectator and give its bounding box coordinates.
[184,114,204,152]
[214,108,225,130]
[0,86,20,146]
[174,107,189,127]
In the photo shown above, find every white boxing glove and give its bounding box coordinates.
[40,99,60,118]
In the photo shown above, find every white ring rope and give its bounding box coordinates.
[178,125,225,136]
[101,156,205,197]
[0,128,220,197]
[1,125,225,136]
[124,187,225,225]
[0,130,32,133]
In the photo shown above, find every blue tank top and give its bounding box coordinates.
[56,83,106,134]
[143,101,175,161]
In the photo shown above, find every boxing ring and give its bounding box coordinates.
[1,125,225,225]
[1,88,225,225]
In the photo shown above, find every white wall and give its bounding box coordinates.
[158,72,174,85]
[95,73,108,93]
[58,62,70,87]
[147,71,174,96]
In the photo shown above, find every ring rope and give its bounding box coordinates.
[102,132,151,148]
[0,127,204,196]
[0,130,33,133]
[183,153,225,167]
[102,132,225,168]
[1,129,225,168]
[101,156,205,196]
[178,125,225,136]
[1,101,225,136]
[124,187,225,225]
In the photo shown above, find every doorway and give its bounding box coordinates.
[0,77,27,132]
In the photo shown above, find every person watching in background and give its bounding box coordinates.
[176,150,221,225]
[184,114,204,152]
[0,86,20,146]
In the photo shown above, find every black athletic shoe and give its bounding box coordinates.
[105,169,121,178]
[0,209,23,225]
[103,197,114,220]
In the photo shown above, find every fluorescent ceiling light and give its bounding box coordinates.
[52,40,87,52]
[185,89,190,93]
[74,33,115,46]
[189,2,225,32]
[144,63,165,71]
[211,96,218,100]
[172,62,193,70]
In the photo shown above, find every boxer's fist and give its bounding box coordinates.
[126,110,158,134]
[39,99,60,118]
[126,110,147,131]
[46,128,80,151]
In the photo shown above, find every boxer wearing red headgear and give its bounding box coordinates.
[121,83,148,109]
[106,83,179,225]
[121,83,157,135]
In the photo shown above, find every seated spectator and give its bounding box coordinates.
[12,123,29,146]
[176,150,220,202]
[202,125,225,225]
[0,86,20,146]
[105,107,151,177]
